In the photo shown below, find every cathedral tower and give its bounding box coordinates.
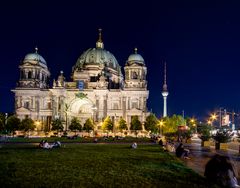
[17,47,50,89]
[124,48,147,90]
[12,47,52,130]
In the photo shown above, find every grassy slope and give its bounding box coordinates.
[0,144,215,188]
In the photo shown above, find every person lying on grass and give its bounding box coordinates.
[39,140,61,149]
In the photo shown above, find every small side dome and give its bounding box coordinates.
[24,47,47,65]
[127,48,144,63]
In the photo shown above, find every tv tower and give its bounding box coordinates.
[162,62,169,117]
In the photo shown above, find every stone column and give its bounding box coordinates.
[103,95,108,118]
[141,97,144,110]
[128,97,130,110]
[31,96,34,109]
[122,97,126,120]
[20,96,23,107]
[143,97,146,111]
[15,96,18,109]
[52,96,58,118]
[96,96,99,121]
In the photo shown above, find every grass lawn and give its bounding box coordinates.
[0,144,216,188]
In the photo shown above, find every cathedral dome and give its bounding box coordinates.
[24,48,47,65]
[127,48,144,64]
[74,29,121,72]
[74,48,120,71]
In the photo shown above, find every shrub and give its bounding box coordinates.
[212,131,232,143]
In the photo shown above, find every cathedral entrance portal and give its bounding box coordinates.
[69,98,95,123]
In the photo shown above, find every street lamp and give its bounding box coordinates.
[207,120,212,125]
[210,113,217,126]
[159,120,164,136]
[189,118,197,133]
[211,114,217,121]
[5,113,8,125]
[190,118,195,124]
[35,120,41,131]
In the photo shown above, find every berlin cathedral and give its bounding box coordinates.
[12,30,149,131]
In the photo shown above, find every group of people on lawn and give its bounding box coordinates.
[38,136,239,187]
[158,137,239,187]
[39,140,61,149]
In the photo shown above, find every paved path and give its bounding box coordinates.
[181,138,240,182]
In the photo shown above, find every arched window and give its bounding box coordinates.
[132,71,138,79]
[24,101,30,109]
[28,71,32,79]
[131,101,138,109]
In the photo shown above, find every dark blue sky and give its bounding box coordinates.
[0,0,240,121]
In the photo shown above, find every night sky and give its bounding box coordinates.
[0,0,240,121]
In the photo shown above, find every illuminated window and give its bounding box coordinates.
[113,103,119,110]
[132,71,138,79]
[28,71,32,79]
[24,101,30,109]
[132,102,138,109]
[47,102,51,109]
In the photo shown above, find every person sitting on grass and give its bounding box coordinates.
[39,140,44,148]
[176,143,190,159]
[159,139,163,146]
[131,142,137,149]
[94,138,98,143]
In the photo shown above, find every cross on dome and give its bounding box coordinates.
[134,47,138,54]
[96,28,104,49]
[35,46,38,54]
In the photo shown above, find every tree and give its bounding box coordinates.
[51,119,64,134]
[5,115,21,136]
[0,113,5,132]
[118,117,128,134]
[83,118,94,135]
[163,115,185,134]
[197,123,212,142]
[144,113,159,133]
[102,116,113,136]
[130,116,142,137]
[0,119,4,133]
[69,117,82,135]
[20,118,35,135]
[212,130,232,143]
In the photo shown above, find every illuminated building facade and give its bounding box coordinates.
[12,30,149,130]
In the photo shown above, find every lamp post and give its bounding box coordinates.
[219,107,224,127]
[159,120,164,136]
[190,118,197,133]
[5,113,8,125]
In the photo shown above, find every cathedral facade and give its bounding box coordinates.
[12,30,149,131]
